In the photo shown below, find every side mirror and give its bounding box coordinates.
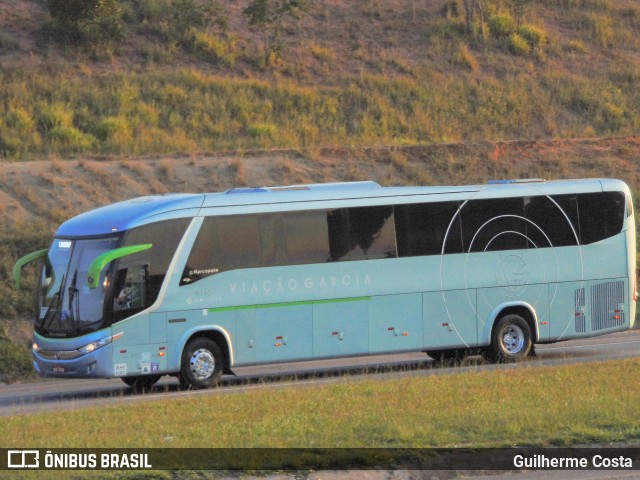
[87,244,152,289]
[13,249,48,289]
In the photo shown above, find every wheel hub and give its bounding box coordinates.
[502,325,524,354]
[190,348,215,380]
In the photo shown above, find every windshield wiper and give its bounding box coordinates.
[68,269,80,334]
[41,273,66,332]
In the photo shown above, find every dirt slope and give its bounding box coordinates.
[1,136,639,231]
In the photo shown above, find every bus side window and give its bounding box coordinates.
[395,201,462,257]
[578,192,625,244]
[113,265,147,312]
[328,206,396,261]
[525,196,579,247]
[459,198,528,252]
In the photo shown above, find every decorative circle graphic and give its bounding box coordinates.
[438,186,585,346]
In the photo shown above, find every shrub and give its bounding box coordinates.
[96,116,133,151]
[509,33,531,55]
[489,14,516,37]
[49,126,97,152]
[309,43,337,63]
[7,108,36,132]
[37,103,74,132]
[0,325,35,383]
[45,0,124,48]
[0,133,22,158]
[247,122,278,140]
[187,28,237,66]
[518,25,548,49]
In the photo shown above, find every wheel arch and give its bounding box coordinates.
[172,326,234,374]
[483,302,539,345]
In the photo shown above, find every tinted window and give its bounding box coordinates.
[396,201,462,256]
[183,211,332,284]
[114,218,189,320]
[525,196,579,247]
[550,195,581,243]
[258,211,330,266]
[459,198,528,252]
[183,215,262,285]
[328,206,397,261]
[550,192,625,245]
[179,190,627,285]
[578,192,625,244]
[283,210,331,264]
[215,216,262,271]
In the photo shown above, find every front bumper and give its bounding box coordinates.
[33,343,113,378]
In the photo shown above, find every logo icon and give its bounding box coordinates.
[497,254,528,298]
[8,450,40,469]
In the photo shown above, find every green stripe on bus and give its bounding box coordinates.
[208,296,371,313]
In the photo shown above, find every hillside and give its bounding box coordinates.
[0,0,639,159]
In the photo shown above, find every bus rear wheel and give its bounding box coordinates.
[179,337,223,389]
[122,375,161,389]
[484,314,532,363]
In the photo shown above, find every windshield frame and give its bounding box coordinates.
[36,234,121,338]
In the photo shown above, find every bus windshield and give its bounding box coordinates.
[37,236,119,338]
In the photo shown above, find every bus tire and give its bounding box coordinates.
[179,337,223,389]
[426,349,466,364]
[485,314,532,363]
[122,375,161,389]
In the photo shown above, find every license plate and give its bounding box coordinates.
[52,366,65,373]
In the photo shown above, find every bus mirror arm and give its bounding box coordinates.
[13,249,48,289]
[87,244,152,289]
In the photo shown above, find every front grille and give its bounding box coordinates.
[36,349,83,360]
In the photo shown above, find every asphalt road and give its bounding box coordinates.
[1,329,639,417]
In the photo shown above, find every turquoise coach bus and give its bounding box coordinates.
[14,178,637,389]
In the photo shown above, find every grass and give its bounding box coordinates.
[3,63,635,160]
[1,1,640,159]
[3,358,640,449]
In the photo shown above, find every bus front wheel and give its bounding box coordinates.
[484,314,532,363]
[179,337,224,389]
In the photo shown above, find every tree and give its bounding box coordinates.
[171,0,229,44]
[45,0,124,50]
[243,0,310,67]
[460,0,486,37]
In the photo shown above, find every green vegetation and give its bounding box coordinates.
[0,222,51,319]
[243,0,311,67]
[0,324,35,383]
[4,358,640,448]
[0,0,638,159]
[1,64,639,159]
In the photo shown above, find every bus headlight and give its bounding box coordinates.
[78,332,123,354]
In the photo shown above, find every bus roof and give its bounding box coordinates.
[55,178,629,237]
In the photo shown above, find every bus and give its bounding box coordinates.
[14,178,637,389]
